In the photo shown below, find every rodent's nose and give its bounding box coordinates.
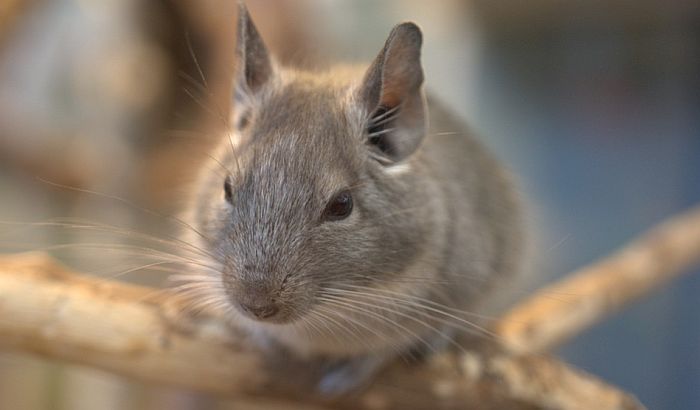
[239,302,279,319]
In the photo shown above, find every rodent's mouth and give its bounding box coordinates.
[231,300,300,325]
[221,274,313,325]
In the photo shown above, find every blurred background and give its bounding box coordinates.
[0,0,698,409]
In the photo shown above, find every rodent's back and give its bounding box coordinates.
[419,97,522,312]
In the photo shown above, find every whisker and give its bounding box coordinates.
[319,294,443,354]
[314,305,390,353]
[185,31,208,89]
[308,308,359,346]
[367,127,396,138]
[323,292,466,354]
[182,86,230,129]
[369,103,402,125]
[35,177,213,245]
[343,284,499,321]
[326,287,501,347]
[0,218,217,261]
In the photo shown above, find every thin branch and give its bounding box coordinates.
[495,205,700,354]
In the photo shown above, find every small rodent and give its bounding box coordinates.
[182,3,522,394]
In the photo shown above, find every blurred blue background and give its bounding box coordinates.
[470,4,700,409]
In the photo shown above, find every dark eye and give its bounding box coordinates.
[224,175,233,203]
[323,190,353,221]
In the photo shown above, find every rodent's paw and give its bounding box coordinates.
[317,355,385,397]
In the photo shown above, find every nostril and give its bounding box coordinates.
[240,303,279,319]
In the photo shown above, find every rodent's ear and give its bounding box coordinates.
[234,2,273,101]
[359,22,426,162]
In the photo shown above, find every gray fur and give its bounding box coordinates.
[182,3,522,390]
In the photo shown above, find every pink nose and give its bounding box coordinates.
[239,303,279,319]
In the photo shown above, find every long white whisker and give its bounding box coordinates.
[36,177,212,245]
[319,294,441,354]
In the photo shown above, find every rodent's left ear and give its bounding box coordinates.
[359,22,426,162]
[234,3,274,101]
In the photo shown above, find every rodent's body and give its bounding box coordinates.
[256,95,521,357]
[181,5,521,392]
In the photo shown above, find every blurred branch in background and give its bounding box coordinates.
[0,0,167,192]
[3,205,700,409]
[0,0,319,206]
[496,204,700,354]
[0,0,35,46]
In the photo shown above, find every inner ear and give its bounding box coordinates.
[359,22,427,163]
[367,105,402,158]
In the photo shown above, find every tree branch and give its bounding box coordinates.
[495,205,700,354]
[0,253,642,410]
[3,205,700,409]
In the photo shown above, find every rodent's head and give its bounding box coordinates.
[188,5,434,329]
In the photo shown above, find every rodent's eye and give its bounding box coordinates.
[224,175,233,204]
[322,190,353,221]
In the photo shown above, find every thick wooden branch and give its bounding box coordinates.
[3,206,700,408]
[0,253,641,409]
[495,206,700,354]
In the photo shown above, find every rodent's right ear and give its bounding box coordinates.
[358,22,426,162]
[233,2,274,102]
